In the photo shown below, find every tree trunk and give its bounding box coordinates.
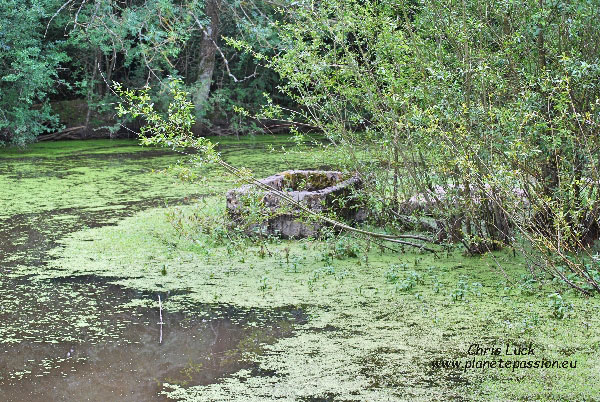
[192,0,219,115]
[84,50,100,139]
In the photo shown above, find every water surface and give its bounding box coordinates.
[0,138,305,401]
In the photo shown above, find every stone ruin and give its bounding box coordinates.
[226,170,364,238]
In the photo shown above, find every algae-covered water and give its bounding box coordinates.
[0,138,309,401]
[1,138,600,401]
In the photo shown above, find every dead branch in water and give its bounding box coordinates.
[37,126,85,141]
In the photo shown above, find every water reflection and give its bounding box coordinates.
[0,275,305,401]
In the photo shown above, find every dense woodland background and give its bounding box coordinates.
[2,0,600,292]
[0,0,291,143]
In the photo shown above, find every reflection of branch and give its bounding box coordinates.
[210,321,218,346]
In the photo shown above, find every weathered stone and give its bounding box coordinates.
[226,170,363,238]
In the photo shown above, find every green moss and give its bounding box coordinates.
[281,171,340,191]
[0,135,322,220]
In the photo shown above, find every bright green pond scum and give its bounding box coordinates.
[1,138,599,401]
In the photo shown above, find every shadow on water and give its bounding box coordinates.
[0,139,308,400]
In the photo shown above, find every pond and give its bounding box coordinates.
[2,138,598,401]
[0,139,306,401]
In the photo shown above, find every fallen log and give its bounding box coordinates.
[37,126,85,141]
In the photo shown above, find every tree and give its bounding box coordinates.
[66,0,287,134]
[0,0,68,145]
[247,0,600,292]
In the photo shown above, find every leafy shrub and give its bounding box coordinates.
[384,264,407,284]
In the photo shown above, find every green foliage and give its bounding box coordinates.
[450,279,469,302]
[432,276,443,294]
[384,263,406,284]
[0,0,68,145]
[518,274,540,296]
[258,275,270,292]
[384,264,423,292]
[243,0,600,292]
[395,271,424,292]
[333,236,361,259]
[0,0,290,144]
[115,79,217,160]
[450,277,482,302]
